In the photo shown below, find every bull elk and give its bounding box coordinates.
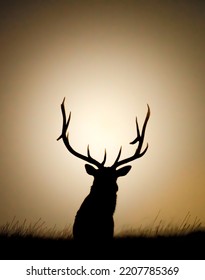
[57,98,150,241]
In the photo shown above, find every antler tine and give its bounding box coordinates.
[87,145,91,157]
[101,149,107,166]
[111,147,122,168]
[57,98,70,141]
[57,98,102,168]
[112,105,150,168]
[87,145,107,166]
[131,104,150,151]
[129,116,140,144]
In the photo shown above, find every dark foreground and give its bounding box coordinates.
[0,231,205,260]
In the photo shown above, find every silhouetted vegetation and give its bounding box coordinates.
[0,216,204,260]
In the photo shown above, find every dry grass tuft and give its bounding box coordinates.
[0,216,72,239]
[117,211,203,237]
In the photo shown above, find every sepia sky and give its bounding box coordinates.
[0,0,204,233]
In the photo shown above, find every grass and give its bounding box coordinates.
[117,211,203,237]
[0,214,205,260]
[0,216,72,239]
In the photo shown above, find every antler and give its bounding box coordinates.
[112,104,150,168]
[57,98,106,168]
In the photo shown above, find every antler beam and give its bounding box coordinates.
[57,98,104,168]
[112,104,150,168]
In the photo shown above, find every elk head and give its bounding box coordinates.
[57,98,150,240]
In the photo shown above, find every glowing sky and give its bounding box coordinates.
[0,0,204,233]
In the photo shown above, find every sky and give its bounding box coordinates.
[0,0,204,234]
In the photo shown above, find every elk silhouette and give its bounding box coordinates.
[57,98,150,241]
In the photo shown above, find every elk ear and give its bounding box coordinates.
[116,165,132,177]
[85,164,97,176]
